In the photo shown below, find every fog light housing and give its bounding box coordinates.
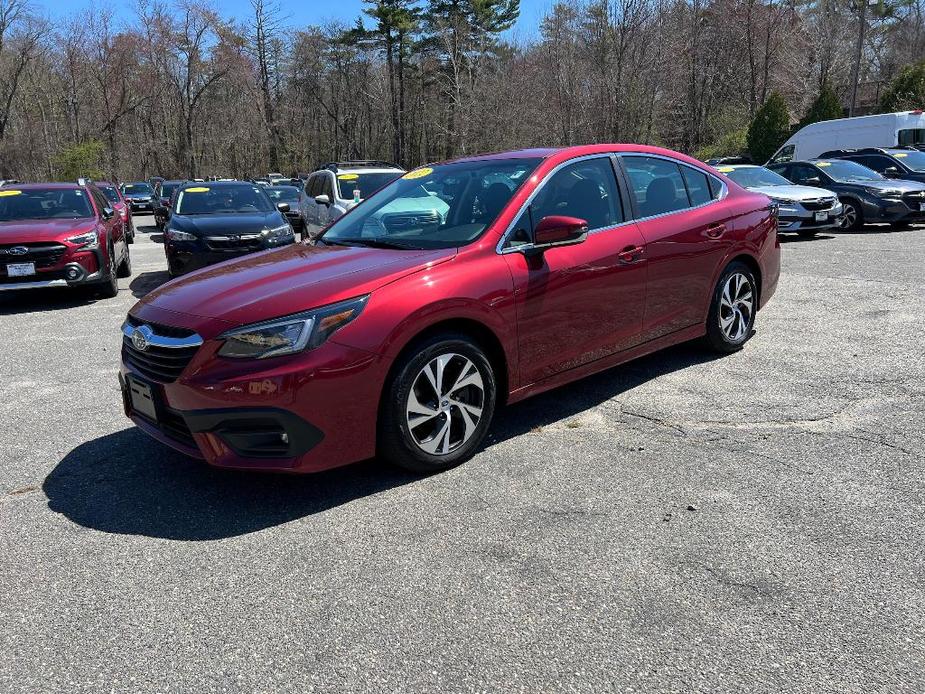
[64,264,86,283]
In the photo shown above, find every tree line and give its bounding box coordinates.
[0,0,923,182]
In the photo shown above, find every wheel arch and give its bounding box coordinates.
[379,316,511,412]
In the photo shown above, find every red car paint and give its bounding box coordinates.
[0,182,130,292]
[121,144,780,472]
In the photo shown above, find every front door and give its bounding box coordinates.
[503,156,648,386]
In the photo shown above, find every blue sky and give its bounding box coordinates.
[36,0,549,39]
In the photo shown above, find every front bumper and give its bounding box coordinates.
[128,200,153,212]
[776,201,843,232]
[0,247,110,291]
[861,195,925,223]
[119,305,386,473]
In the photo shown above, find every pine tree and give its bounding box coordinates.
[800,84,843,128]
[746,92,790,164]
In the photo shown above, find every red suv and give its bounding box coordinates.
[120,145,779,474]
[0,182,132,297]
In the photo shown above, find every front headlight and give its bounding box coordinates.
[66,230,99,248]
[217,295,369,359]
[262,223,294,240]
[166,229,197,241]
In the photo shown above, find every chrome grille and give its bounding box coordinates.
[121,319,202,384]
[800,198,836,211]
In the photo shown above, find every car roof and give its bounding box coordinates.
[436,144,712,170]
[180,180,257,187]
[713,164,760,171]
[4,182,82,190]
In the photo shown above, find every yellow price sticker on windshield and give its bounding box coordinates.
[186,186,210,192]
[0,190,22,196]
[894,152,908,158]
[337,173,359,181]
[403,167,433,180]
[817,162,831,167]
[716,166,735,173]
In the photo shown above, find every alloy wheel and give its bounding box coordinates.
[406,352,485,455]
[840,203,857,229]
[719,272,753,342]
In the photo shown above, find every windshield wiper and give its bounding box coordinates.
[323,237,421,250]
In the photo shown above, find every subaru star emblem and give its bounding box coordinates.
[8,246,28,256]
[132,324,153,352]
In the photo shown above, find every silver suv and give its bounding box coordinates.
[299,161,405,239]
[714,164,843,237]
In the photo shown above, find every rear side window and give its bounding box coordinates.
[707,175,724,199]
[308,175,322,197]
[529,157,623,231]
[320,174,333,198]
[623,156,690,218]
[681,166,712,206]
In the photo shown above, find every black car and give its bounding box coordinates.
[818,147,925,185]
[121,182,156,214]
[160,181,296,277]
[768,159,925,230]
[153,179,185,230]
[265,185,303,234]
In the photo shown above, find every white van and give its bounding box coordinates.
[768,110,925,164]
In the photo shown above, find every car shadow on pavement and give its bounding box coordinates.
[43,342,719,541]
[43,427,418,541]
[0,288,100,314]
[130,271,171,298]
[777,233,834,243]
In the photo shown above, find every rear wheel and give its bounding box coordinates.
[97,244,119,298]
[704,261,757,353]
[379,334,497,473]
[116,243,132,278]
[838,199,863,231]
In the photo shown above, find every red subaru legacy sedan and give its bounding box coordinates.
[120,145,779,473]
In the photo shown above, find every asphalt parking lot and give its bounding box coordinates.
[1,218,924,693]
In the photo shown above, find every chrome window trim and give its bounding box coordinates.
[496,152,729,254]
[122,321,204,349]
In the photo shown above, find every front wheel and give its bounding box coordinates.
[704,262,757,353]
[379,334,497,473]
[97,244,119,298]
[838,199,863,231]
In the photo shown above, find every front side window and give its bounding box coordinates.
[770,145,795,164]
[321,158,541,250]
[889,150,925,172]
[623,156,690,218]
[174,185,273,215]
[789,165,825,185]
[0,188,94,221]
[530,158,623,230]
[336,172,403,201]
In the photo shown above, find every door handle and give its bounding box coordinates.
[618,245,644,263]
[706,223,726,239]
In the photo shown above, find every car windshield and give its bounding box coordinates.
[723,167,792,187]
[266,186,300,202]
[816,160,884,182]
[123,184,152,195]
[99,185,121,203]
[174,184,273,215]
[888,150,925,172]
[335,171,404,201]
[321,158,542,250]
[0,188,94,220]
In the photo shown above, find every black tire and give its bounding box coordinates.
[704,261,757,353]
[378,333,497,473]
[126,225,135,243]
[116,243,132,278]
[97,244,119,298]
[839,198,863,231]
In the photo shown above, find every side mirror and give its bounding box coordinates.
[531,215,588,250]
[884,166,901,176]
[102,207,115,220]
[314,194,330,206]
[805,177,821,185]
[277,202,291,213]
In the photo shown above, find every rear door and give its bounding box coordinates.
[619,154,734,341]
[502,155,648,384]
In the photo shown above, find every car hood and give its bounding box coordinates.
[746,184,836,201]
[170,212,286,236]
[0,218,96,243]
[845,179,925,193]
[138,242,456,327]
